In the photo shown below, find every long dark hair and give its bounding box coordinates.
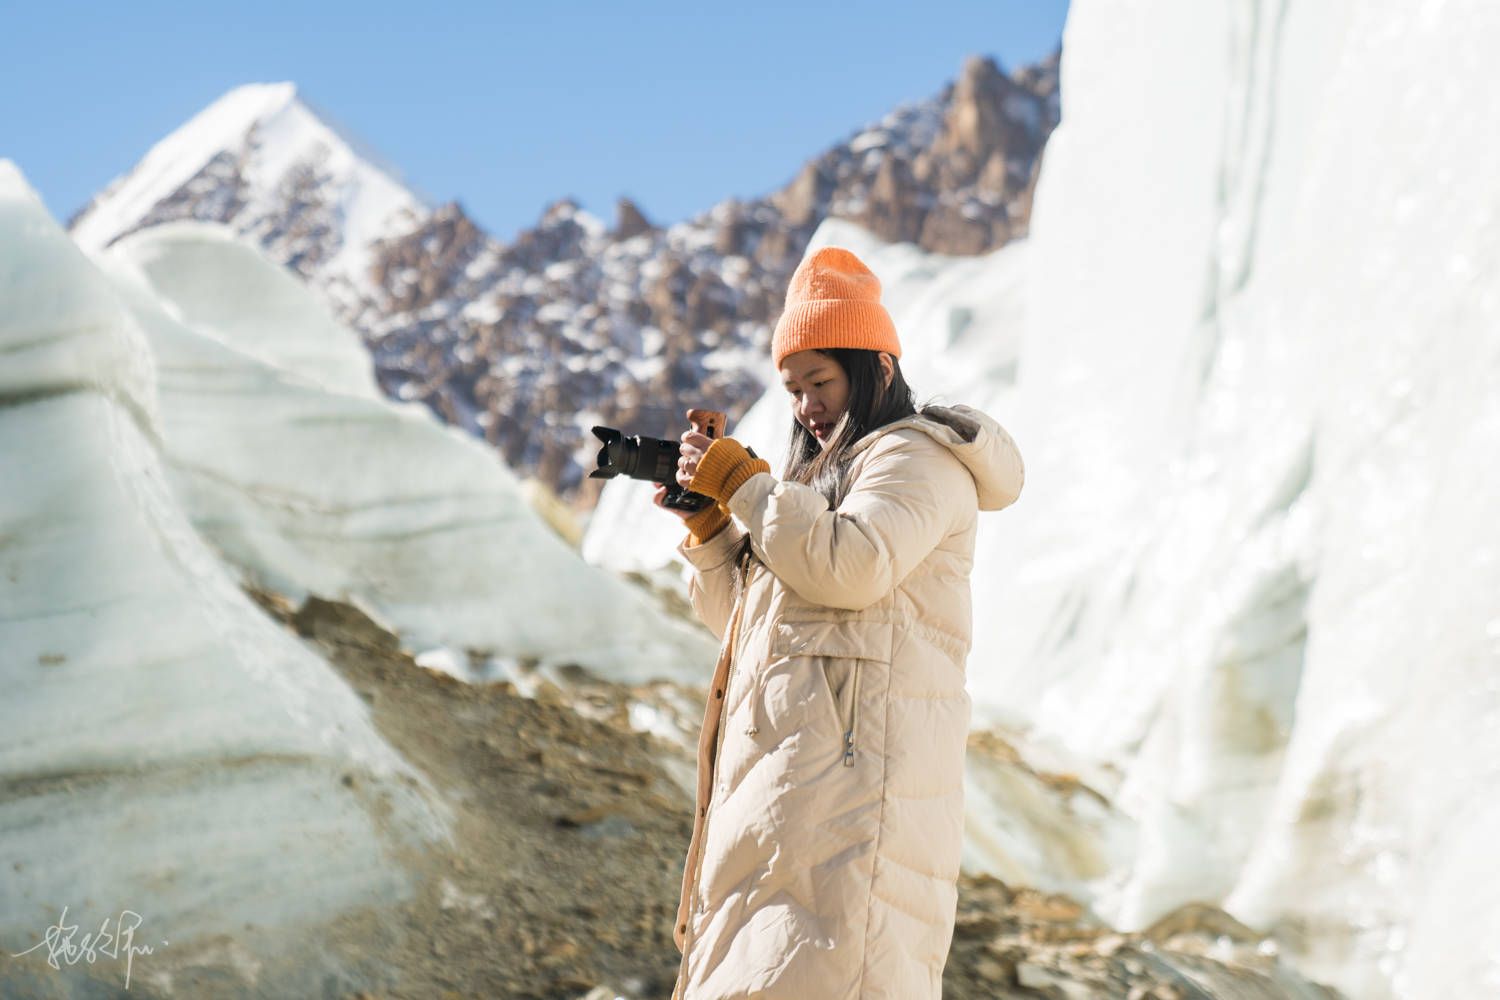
[783,348,918,509]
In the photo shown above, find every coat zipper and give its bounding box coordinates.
[841,662,862,767]
[674,548,753,998]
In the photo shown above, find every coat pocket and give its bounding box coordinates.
[816,656,862,767]
[770,619,892,768]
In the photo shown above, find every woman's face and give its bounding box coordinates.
[780,349,851,450]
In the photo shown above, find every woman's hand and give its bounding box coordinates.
[652,483,695,522]
[656,482,732,543]
[677,430,714,490]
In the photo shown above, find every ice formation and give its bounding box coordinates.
[998,3,1500,997]
[0,161,448,956]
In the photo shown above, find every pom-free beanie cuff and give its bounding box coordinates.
[683,502,730,547]
[773,299,900,368]
[689,437,771,504]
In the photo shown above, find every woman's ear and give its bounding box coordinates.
[879,352,894,389]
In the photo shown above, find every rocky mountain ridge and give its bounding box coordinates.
[67,53,1059,503]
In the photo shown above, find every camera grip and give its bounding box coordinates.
[686,408,727,440]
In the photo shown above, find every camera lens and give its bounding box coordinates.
[590,426,683,486]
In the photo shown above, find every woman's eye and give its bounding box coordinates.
[813,381,829,388]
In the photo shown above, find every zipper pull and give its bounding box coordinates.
[744,670,762,736]
[842,664,861,767]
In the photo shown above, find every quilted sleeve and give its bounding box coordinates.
[726,431,974,611]
[675,519,748,640]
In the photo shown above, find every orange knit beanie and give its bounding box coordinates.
[770,246,901,369]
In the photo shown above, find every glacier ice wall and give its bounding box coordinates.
[991,1,1500,997]
[0,161,449,956]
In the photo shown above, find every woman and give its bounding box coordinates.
[654,246,1024,999]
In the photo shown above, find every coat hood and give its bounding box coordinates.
[847,404,1024,511]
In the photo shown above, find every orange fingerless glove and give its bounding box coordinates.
[689,437,771,504]
[682,501,730,547]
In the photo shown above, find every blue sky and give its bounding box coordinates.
[2,1,1068,243]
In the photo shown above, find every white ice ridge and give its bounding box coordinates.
[0,160,450,945]
[992,1,1500,998]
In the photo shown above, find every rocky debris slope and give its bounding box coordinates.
[29,585,1332,1000]
[944,882,1342,1000]
[68,54,1059,503]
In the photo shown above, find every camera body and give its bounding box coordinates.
[589,409,727,512]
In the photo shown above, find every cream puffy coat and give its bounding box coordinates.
[671,404,1024,1000]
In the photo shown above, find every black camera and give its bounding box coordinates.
[589,409,727,512]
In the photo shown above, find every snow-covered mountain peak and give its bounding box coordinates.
[538,197,604,235]
[69,82,297,249]
[69,81,429,301]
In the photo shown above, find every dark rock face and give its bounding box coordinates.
[71,53,1061,505]
[105,147,251,244]
[614,197,657,241]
